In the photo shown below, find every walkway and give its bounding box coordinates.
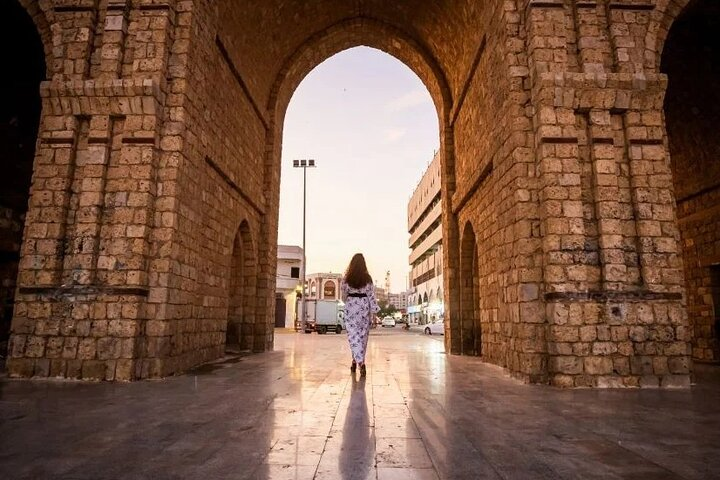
[1,330,719,479]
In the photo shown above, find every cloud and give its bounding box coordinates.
[385,89,429,113]
[384,128,407,142]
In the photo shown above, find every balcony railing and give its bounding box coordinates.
[409,227,442,265]
[408,201,442,247]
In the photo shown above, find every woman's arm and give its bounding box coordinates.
[368,284,380,314]
[341,280,348,302]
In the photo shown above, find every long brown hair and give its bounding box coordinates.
[344,253,373,288]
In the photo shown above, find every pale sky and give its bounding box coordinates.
[278,47,439,293]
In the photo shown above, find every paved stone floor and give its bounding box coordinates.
[1,329,719,480]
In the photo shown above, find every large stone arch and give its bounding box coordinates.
[660,0,720,363]
[6,0,700,387]
[266,17,453,130]
[226,220,258,352]
[649,0,695,72]
[260,14,462,353]
[458,221,480,356]
[15,0,54,75]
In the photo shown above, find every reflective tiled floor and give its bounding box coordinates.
[1,330,719,479]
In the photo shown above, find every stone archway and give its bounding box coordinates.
[3,0,703,387]
[0,1,45,353]
[661,0,720,363]
[258,13,461,347]
[459,222,480,356]
[226,221,257,352]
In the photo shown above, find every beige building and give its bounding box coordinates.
[407,153,443,325]
[306,272,343,301]
[374,286,389,307]
[388,292,409,311]
[275,245,303,329]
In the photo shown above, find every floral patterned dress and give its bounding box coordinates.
[341,281,380,364]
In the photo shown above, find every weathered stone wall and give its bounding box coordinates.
[522,0,695,387]
[5,0,708,387]
[7,0,183,380]
[150,0,268,378]
[450,0,530,377]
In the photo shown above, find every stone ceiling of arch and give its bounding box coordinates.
[216,0,491,115]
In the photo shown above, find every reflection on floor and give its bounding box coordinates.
[1,329,719,479]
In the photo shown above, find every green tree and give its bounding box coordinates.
[378,304,397,317]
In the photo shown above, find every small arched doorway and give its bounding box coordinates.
[323,280,336,299]
[226,221,257,352]
[0,1,45,349]
[459,222,480,356]
[661,0,720,363]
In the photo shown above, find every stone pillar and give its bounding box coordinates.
[7,0,177,380]
[440,124,461,355]
[527,0,692,387]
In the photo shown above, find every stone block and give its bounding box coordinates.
[660,375,691,388]
[639,375,660,388]
[78,338,97,360]
[668,356,691,374]
[579,326,597,342]
[115,359,135,381]
[33,359,51,377]
[612,357,630,375]
[652,356,669,375]
[551,326,579,342]
[584,356,613,375]
[550,374,575,388]
[46,337,64,358]
[50,359,67,377]
[62,337,79,359]
[81,360,106,381]
[550,355,583,374]
[97,337,122,360]
[596,376,624,388]
[631,356,654,375]
[25,336,46,358]
[7,359,35,378]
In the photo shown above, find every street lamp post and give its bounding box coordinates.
[293,159,316,332]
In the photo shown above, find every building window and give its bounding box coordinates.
[323,281,336,299]
[290,267,300,279]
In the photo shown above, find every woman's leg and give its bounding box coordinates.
[359,322,370,366]
[347,319,363,365]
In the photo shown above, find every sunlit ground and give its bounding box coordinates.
[1,329,718,479]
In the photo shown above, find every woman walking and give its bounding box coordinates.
[341,253,380,377]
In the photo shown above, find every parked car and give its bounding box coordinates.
[424,318,444,335]
[381,316,396,328]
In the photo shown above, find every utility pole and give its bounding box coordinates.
[293,159,316,332]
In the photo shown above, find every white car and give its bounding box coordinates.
[381,316,396,327]
[424,319,444,335]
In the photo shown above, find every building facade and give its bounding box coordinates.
[275,245,302,329]
[408,152,444,325]
[3,0,712,387]
[374,286,388,308]
[306,273,342,301]
[388,292,409,312]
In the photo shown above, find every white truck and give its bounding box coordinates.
[304,299,345,334]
